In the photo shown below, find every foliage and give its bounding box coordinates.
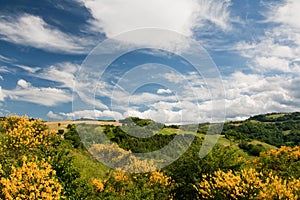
[46,141,85,199]
[224,112,300,147]
[196,146,300,199]
[0,116,56,158]
[0,116,85,200]
[92,169,174,199]
[255,146,300,178]
[195,167,300,200]
[108,126,175,153]
[119,117,163,129]
[238,142,266,156]
[0,156,62,200]
[249,112,300,122]
[89,143,157,172]
[64,124,85,149]
[0,114,300,199]
[164,139,244,200]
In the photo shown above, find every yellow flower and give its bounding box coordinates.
[196,167,300,200]
[1,115,56,152]
[92,179,105,192]
[0,157,62,200]
[148,171,172,186]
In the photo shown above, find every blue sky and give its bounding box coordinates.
[0,0,300,123]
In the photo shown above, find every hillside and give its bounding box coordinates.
[46,112,300,162]
[0,113,299,199]
[223,112,300,147]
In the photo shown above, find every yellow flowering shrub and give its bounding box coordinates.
[92,169,175,199]
[92,179,104,192]
[196,167,300,200]
[259,172,300,200]
[90,143,175,198]
[0,156,62,200]
[254,146,300,178]
[0,116,55,153]
[0,115,85,200]
[148,171,172,187]
[261,146,300,160]
[89,143,157,172]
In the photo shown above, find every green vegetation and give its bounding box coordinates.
[0,113,299,199]
[223,112,300,148]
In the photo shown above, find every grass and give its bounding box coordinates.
[249,140,277,150]
[283,130,291,135]
[46,121,73,132]
[265,113,285,119]
[45,120,121,133]
[71,150,108,180]
[247,120,260,123]
[158,128,179,135]
[217,135,231,146]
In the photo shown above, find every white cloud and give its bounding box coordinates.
[47,111,63,120]
[80,0,232,37]
[222,71,298,120]
[254,56,291,73]
[127,92,177,104]
[0,54,15,63]
[157,88,172,94]
[194,0,232,31]
[43,69,300,123]
[50,109,123,120]
[35,62,110,110]
[0,14,91,54]
[2,80,72,106]
[37,62,79,89]
[17,79,31,88]
[15,64,41,73]
[0,87,5,101]
[0,66,11,73]
[235,0,300,74]
[267,0,300,29]
[125,108,183,124]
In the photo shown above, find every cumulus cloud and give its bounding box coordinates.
[0,87,5,101]
[42,69,300,123]
[48,109,123,120]
[0,14,91,54]
[254,56,290,72]
[17,79,31,88]
[80,0,232,37]
[235,0,300,74]
[47,111,63,120]
[267,0,300,29]
[2,80,72,106]
[222,71,298,120]
[157,88,172,94]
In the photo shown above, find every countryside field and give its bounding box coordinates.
[0,112,299,199]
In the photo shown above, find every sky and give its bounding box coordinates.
[0,0,300,124]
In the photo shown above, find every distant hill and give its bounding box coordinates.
[223,112,300,147]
